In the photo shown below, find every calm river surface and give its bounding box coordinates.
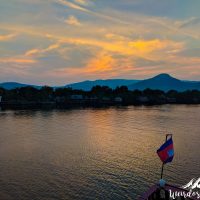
[0,105,200,200]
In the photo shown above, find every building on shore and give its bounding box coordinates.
[137,96,149,103]
[70,95,84,100]
[114,97,123,103]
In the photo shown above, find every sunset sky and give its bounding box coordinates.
[0,0,200,85]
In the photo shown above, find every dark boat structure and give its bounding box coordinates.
[139,134,198,199]
[139,182,198,200]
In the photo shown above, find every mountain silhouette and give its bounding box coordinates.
[0,82,40,90]
[128,73,200,91]
[1,74,200,91]
[66,79,139,91]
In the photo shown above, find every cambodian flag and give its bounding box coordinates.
[157,137,174,164]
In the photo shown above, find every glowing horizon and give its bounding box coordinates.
[0,0,200,85]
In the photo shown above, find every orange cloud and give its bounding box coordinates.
[74,0,88,5]
[129,39,174,53]
[25,49,40,56]
[39,35,186,80]
[25,43,60,57]
[57,36,183,60]
[0,57,36,64]
[0,33,16,41]
[1,24,184,62]
[57,0,89,12]
[65,15,81,26]
[46,52,118,80]
[85,51,116,73]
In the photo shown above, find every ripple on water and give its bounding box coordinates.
[0,105,200,199]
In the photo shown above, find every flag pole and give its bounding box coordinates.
[160,134,172,179]
[160,163,164,179]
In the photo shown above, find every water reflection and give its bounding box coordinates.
[0,105,200,199]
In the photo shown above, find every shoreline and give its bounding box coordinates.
[1,101,200,110]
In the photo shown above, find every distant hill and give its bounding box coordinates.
[66,79,139,91]
[0,79,139,90]
[128,74,200,91]
[1,74,200,91]
[0,82,40,90]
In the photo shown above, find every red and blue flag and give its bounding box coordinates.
[157,137,174,164]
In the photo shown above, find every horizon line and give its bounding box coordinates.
[0,73,200,86]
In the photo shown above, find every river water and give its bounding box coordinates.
[0,105,199,200]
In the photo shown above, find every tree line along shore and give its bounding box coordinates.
[0,85,200,109]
